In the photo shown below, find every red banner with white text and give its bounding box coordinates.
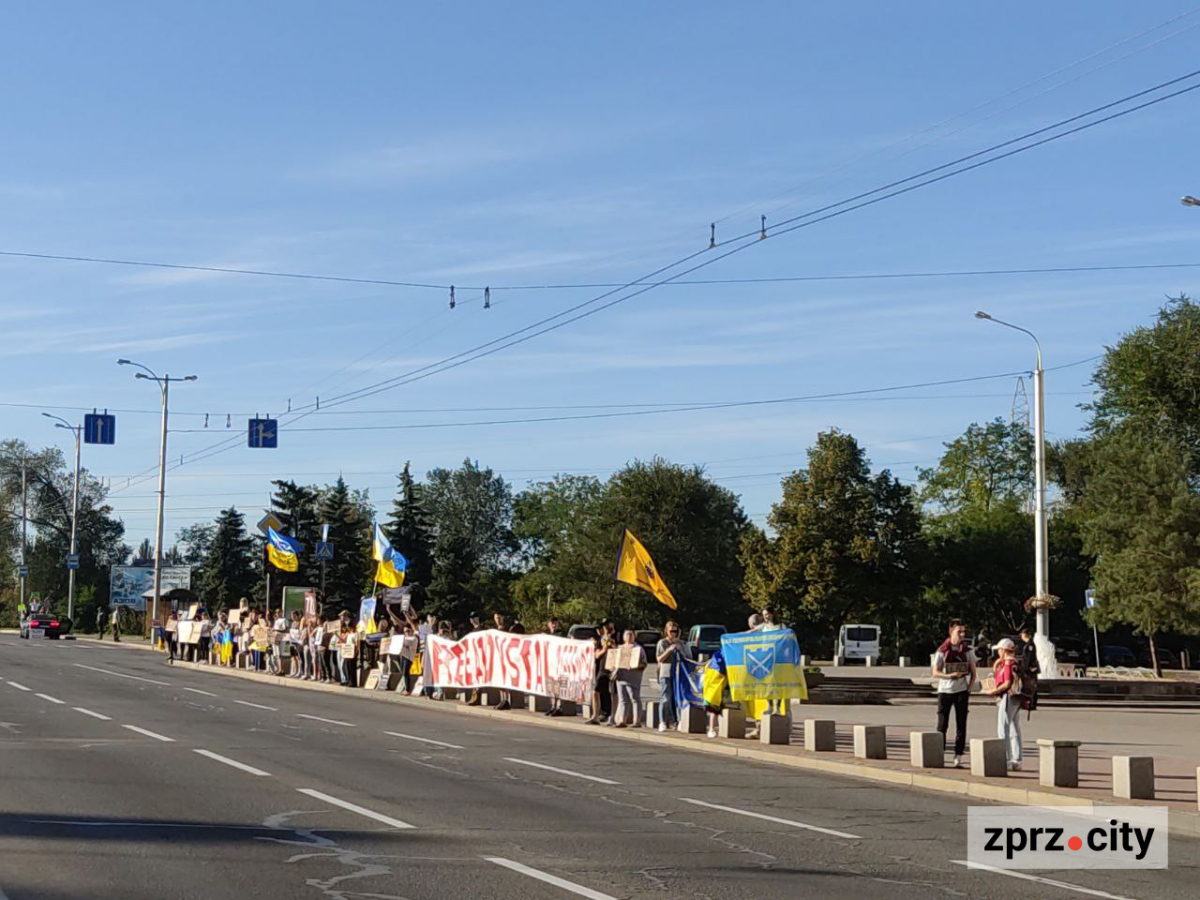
[426,631,595,703]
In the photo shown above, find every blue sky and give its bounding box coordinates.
[3,2,1199,546]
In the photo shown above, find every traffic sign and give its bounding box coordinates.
[314,541,334,561]
[248,418,278,448]
[1085,589,1096,609]
[17,565,28,579]
[66,554,80,570]
[257,511,284,536]
[84,412,116,445]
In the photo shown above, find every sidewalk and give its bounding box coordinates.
[75,636,1200,837]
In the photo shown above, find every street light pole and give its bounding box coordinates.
[975,311,1057,677]
[118,360,198,633]
[43,413,82,622]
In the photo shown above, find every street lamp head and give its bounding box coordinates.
[974,310,993,320]
[40,412,54,419]
[183,375,198,382]
[117,359,131,365]
[134,372,150,380]
[1182,196,1200,207]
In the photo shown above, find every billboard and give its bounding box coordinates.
[109,565,192,610]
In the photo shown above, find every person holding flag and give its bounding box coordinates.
[267,527,302,572]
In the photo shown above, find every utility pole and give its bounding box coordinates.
[20,454,28,613]
[43,414,82,622]
[118,360,197,633]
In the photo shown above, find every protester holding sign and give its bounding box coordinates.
[612,629,647,727]
[656,621,690,733]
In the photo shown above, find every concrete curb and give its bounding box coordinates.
[153,656,1200,838]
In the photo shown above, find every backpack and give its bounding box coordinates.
[1010,657,1037,713]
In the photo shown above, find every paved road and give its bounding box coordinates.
[1,636,1196,900]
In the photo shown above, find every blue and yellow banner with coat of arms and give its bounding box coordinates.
[720,629,808,702]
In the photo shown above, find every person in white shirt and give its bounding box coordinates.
[931,619,976,768]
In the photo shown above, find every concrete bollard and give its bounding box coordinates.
[1113,756,1155,800]
[558,699,579,717]
[910,731,944,768]
[719,706,746,739]
[1038,739,1080,788]
[898,656,911,667]
[645,701,662,729]
[804,719,836,752]
[799,654,809,666]
[970,738,1007,777]
[853,724,887,759]
[760,712,791,744]
[833,655,845,666]
[679,705,706,734]
[865,656,875,668]
[527,694,551,713]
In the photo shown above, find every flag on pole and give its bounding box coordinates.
[266,527,302,572]
[372,523,407,588]
[614,529,677,609]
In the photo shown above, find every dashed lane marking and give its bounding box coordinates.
[296,788,414,829]
[35,693,65,705]
[384,731,465,750]
[73,707,111,721]
[74,664,169,686]
[193,749,271,777]
[121,724,175,743]
[678,798,861,839]
[296,713,356,727]
[503,757,620,785]
[483,857,618,900]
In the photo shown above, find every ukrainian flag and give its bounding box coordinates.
[372,523,407,589]
[614,529,677,609]
[267,527,302,572]
[721,629,808,703]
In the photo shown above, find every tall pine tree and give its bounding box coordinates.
[199,507,256,611]
[317,477,371,614]
[386,462,434,608]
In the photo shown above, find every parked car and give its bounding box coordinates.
[686,624,727,659]
[1138,647,1180,670]
[20,612,69,639]
[1099,645,1137,667]
[634,629,660,657]
[1054,637,1087,666]
[835,623,881,665]
[566,624,598,643]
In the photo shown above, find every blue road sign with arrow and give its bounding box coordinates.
[248,418,278,448]
[84,412,116,445]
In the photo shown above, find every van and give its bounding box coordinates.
[686,624,727,659]
[835,623,880,665]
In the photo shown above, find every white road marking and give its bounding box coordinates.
[484,857,618,900]
[183,687,216,697]
[296,713,356,727]
[503,757,620,785]
[678,798,861,839]
[950,861,1141,900]
[7,681,30,691]
[74,663,169,686]
[235,700,278,711]
[121,724,175,743]
[296,788,414,829]
[384,731,465,750]
[35,693,65,705]
[73,707,112,721]
[193,749,271,777]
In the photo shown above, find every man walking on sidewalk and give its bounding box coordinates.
[932,619,974,767]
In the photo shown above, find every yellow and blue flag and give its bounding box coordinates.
[267,527,302,572]
[372,523,407,589]
[358,595,378,635]
[721,629,808,703]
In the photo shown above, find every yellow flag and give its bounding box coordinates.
[615,529,677,609]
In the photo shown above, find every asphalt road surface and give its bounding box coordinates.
[1,635,1196,900]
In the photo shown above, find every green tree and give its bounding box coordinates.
[423,459,515,623]
[918,417,1034,511]
[741,430,922,653]
[1081,429,1200,672]
[316,477,371,614]
[269,479,322,594]
[1089,295,1200,471]
[199,508,257,611]
[385,462,434,609]
[175,522,216,586]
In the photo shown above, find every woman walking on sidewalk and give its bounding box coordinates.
[989,637,1024,771]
